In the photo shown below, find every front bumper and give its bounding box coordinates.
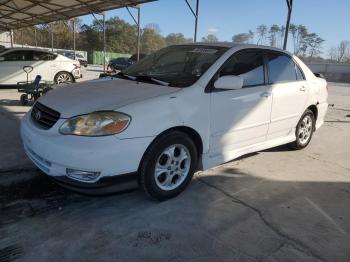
[21,112,154,186]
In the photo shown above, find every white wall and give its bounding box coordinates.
[306,63,350,83]
[0,32,11,47]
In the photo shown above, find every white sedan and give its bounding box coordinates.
[0,48,82,85]
[21,43,328,200]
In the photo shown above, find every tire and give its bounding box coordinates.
[289,109,315,150]
[20,94,28,106]
[54,72,74,84]
[139,131,198,201]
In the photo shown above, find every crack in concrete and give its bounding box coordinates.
[196,177,325,262]
[258,241,287,262]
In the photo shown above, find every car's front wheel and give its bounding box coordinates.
[139,131,198,201]
[290,109,315,149]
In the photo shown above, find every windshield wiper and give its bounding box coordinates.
[116,72,137,81]
[135,75,170,86]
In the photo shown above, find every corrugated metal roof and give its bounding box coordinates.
[0,0,156,31]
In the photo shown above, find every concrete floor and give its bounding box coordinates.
[0,80,349,262]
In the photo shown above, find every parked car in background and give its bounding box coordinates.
[63,52,88,67]
[21,43,328,200]
[108,53,147,71]
[108,57,133,71]
[129,53,147,63]
[0,48,81,85]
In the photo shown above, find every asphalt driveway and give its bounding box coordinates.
[0,83,349,262]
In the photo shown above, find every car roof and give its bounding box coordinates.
[177,42,293,56]
[0,47,56,54]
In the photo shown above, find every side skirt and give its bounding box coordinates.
[202,134,296,170]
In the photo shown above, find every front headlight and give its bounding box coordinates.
[59,111,131,136]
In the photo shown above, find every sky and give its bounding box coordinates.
[80,0,350,54]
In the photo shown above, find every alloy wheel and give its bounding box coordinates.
[154,144,191,191]
[298,114,313,145]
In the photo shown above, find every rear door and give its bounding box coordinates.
[0,50,32,85]
[265,51,309,140]
[30,51,58,82]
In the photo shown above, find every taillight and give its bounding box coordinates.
[73,64,80,69]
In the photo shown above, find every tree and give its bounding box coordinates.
[140,27,166,54]
[165,33,192,46]
[256,24,267,45]
[304,33,324,58]
[337,41,349,62]
[268,24,280,47]
[295,25,308,56]
[201,34,218,43]
[232,33,250,44]
[328,47,338,62]
[289,24,298,54]
[278,26,286,48]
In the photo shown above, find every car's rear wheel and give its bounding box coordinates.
[290,109,315,150]
[139,131,198,201]
[54,72,73,84]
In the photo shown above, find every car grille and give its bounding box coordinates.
[31,102,60,129]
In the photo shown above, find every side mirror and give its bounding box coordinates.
[0,57,4,61]
[214,75,244,90]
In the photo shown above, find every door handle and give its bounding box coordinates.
[260,91,271,98]
[299,86,307,92]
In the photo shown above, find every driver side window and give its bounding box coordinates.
[220,50,265,87]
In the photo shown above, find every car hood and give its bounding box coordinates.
[38,78,180,118]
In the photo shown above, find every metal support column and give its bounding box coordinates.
[21,29,23,47]
[185,0,199,42]
[283,0,293,50]
[72,19,76,59]
[137,6,141,61]
[34,27,37,47]
[103,12,106,72]
[126,5,141,61]
[10,30,14,48]
[51,24,54,52]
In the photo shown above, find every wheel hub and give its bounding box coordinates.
[154,144,191,191]
[298,114,313,145]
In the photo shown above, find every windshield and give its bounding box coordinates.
[123,45,228,87]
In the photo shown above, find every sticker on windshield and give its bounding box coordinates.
[190,48,218,54]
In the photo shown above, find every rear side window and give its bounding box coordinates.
[267,52,299,83]
[32,51,57,61]
[220,50,265,87]
[3,51,31,61]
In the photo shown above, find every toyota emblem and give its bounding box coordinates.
[34,110,42,121]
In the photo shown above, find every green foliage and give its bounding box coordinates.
[165,33,192,46]
[232,32,253,44]
[12,17,194,55]
[201,34,218,43]
[140,28,166,54]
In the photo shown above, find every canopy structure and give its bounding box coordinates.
[0,0,293,68]
[0,0,156,31]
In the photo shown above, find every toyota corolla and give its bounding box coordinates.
[21,43,328,200]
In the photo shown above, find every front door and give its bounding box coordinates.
[209,50,272,161]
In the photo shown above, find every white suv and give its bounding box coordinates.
[0,48,81,85]
[21,43,328,200]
